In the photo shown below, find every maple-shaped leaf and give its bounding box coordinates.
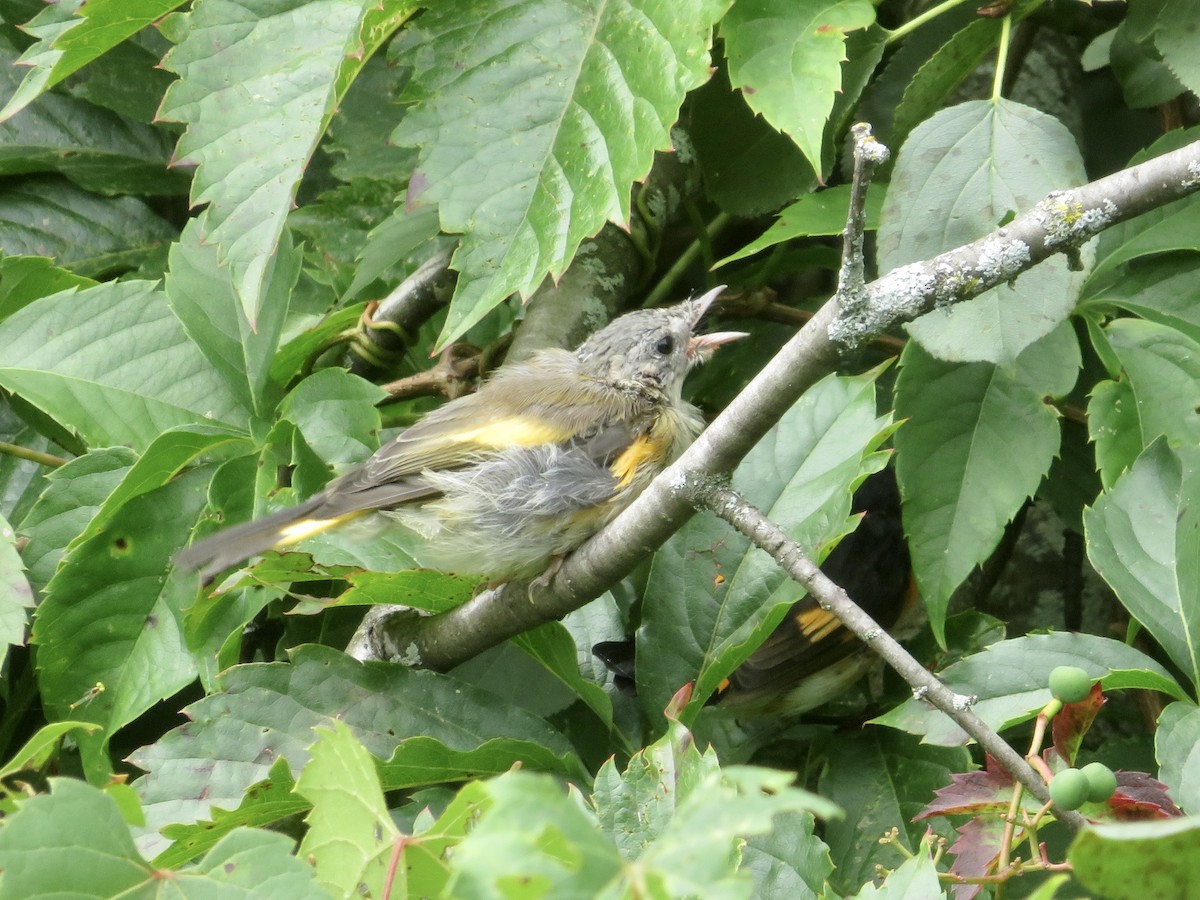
[1051,683,1105,763]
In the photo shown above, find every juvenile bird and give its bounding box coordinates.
[176,287,745,583]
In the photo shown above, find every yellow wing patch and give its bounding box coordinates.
[447,417,574,450]
[793,606,845,645]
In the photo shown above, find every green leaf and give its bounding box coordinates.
[638,370,893,724]
[378,735,588,790]
[881,99,1088,363]
[166,220,299,418]
[0,280,249,450]
[159,0,417,325]
[0,255,95,322]
[0,778,148,899]
[872,632,1187,745]
[1085,253,1200,347]
[1156,701,1200,815]
[0,0,187,122]
[721,0,876,173]
[819,730,967,895]
[513,621,615,732]
[0,720,101,780]
[325,52,418,183]
[740,810,832,900]
[153,758,306,869]
[390,0,726,348]
[847,835,946,899]
[890,18,1003,153]
[1147,0,1200,109]
[278,369,385,471]
[714,185,884,268]
[31,467,209,735]
[593,719,721,859]
[446,771,623,897]
[129,644,578,860]
[16,447,136,593]
[296,721,400,900]
[0,511,32,668]
[0,47,184,196]
[684,61,817,218]
[343,203,442,301]
[1070,816,1200,900]
[0,176,174,277]
[895,326,1076,643]
[1085,440,1200,694]
[1088,319,1200,486]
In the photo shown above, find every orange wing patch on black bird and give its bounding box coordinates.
[716,468,918,716]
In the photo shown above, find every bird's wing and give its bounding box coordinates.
[356,352,642,484]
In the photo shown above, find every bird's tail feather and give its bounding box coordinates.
[174,493,347,584]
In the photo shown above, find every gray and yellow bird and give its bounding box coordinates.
[176,287,745,583]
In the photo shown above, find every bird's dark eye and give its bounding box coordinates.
[655,335,674,355]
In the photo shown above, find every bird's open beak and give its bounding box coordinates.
[685,285,748,361]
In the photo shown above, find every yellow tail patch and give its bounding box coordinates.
[277,513,359,546]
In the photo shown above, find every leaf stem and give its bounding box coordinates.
[992,14,1013,101]
[0,440,69,468]
[886,0,973,45]
[642,211,731,309]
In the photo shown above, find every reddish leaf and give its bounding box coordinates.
[1051,683,1105,762]
[946,815,1014,900]
[1104,771,1183,820]
[916,767,1012,820]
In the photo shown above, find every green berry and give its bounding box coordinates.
[1048,666,1093,704]
[1049,768,1090,811]
[1080,762,1118,803]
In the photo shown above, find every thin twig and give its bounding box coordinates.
[696,483,1087,832]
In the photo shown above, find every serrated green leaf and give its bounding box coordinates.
[1085,439,1200,694]
[297,721,400,900]
[639,369,892,724]
[0,778,149,899]
[1157,701,1200,815]
[129,644,579,860]
[1150,0,1200,98]
[847,835,946,899]
[153,757,305,869]
[390,0,725,348]
[378,735,587,789]
[722,0,875,174]
[446,770,622,897]
[872,632,1187,746]
[0,42,184,195]
[343,203,442,301]
[326,52,417,183]
[0,280,249,450]
[714,184,884,267]
[895,327,1077,644]
[159,0,417,325]
[1070,816,1200,900]
[61,35,176,124]
[819,730,967,895]
[0,176,174,276]
[1084,253,1200,347]
[0,255,95,322]
[32,468,208,736]
[685,61,817,218]
[513,621,615,732]
[270,302,367,385]
[167,220,298,417]
[1090,319,1200,486]
[16,447,136,593]
[593,719,720,860]
[1110,20,1185,109]
[0,0,186,122]
[0,720,101,780]
[278,368,385,471]
[881,99,1088,363]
